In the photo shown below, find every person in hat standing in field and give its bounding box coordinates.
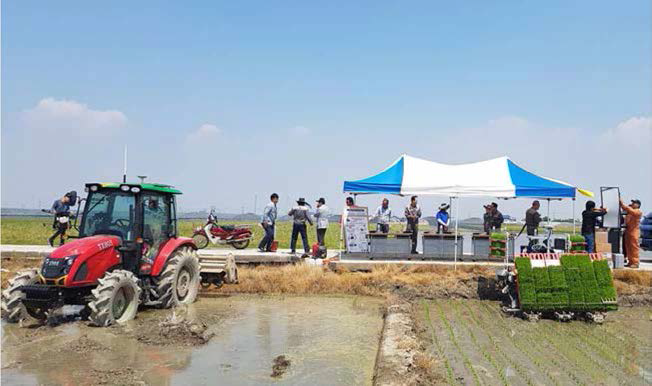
[436,203,450,234]
[288,198,313,254]
[314,198,330,246]
[620,198,643,268]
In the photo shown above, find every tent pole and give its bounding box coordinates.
[454,196,459,271]
[547,198,551,227]
[572,198,576,235]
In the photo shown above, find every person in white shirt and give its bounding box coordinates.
[314,198,330,246]
[374,198,392,233]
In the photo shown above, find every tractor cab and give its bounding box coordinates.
[78,182,180,274]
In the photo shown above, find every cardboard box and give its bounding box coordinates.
[595,242,612,253]
[595,230,608,244]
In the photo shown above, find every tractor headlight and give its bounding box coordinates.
[120,185,130,192]
[63,255,78,274]
[130,186,141,193]
[90,185,99,192]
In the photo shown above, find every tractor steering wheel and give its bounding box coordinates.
[112,218,130,228]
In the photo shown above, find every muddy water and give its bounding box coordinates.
[1,295,384,386]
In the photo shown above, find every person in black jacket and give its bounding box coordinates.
[581,200,607,253]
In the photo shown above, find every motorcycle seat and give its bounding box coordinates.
[221,225,236,231]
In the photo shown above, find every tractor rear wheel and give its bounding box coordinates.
[1,269,41,323]
[231,239,249,249]
[87,270,141,327]
[155,247,200,308]
[192,233,209,249]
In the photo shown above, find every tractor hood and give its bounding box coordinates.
[49,235,121,259]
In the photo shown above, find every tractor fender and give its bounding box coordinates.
[150,237,196,277]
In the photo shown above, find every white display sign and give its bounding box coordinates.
[344,207,369,253]
[600,187,621,229]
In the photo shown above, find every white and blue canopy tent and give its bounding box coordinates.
[343,155,593,262]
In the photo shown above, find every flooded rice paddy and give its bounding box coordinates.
[1,295,384,386]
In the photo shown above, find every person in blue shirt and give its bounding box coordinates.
[258,193,279,252]
[436,203,450,234]
[48,191,76,246]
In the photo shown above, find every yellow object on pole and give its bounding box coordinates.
[577,188,594,197]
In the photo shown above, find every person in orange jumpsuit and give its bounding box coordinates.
[620,198,642,268]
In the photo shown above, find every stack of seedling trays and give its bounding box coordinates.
[568,234,587,254]
[514,254,617,313]
[489,232,507,260]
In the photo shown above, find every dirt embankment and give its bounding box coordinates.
[204,263,652,305]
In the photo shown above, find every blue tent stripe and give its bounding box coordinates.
[507,160,575,198]
[343,157,403,193]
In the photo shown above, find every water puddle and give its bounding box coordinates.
[1,295,384,385]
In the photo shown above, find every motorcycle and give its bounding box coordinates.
[192,210,253,249]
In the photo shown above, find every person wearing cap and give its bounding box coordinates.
[374,198,392,233]
[258,193,279,252]
[288,198,313,254]
[483,205,493,234]
[485,202,504,233]
[620,198,642,268]
[404,196,422,254]
[525,200,542,236]
[48,191,76,246]
[436,203,450,234]
[581,200,607,253]
[314,198,330,246]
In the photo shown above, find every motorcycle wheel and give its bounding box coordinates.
[231,239,250,249]
[192,233,209,249]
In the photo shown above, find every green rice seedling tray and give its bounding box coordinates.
[515,254,617,312]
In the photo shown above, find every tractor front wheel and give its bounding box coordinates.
[1,269,41,323]
[155,247,200,308]
[87,270,141,327]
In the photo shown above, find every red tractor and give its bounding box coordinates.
[1,182,201,326]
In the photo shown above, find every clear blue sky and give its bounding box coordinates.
[2,1,650,218]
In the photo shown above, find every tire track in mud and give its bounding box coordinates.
[449,300,509,386]
[435,301,482,386]
[421,301,456,385]
[477,302,588,385]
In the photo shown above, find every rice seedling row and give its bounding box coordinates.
[477,301,587,385]
[421,301,456,385]
[461,301,536,386]
[451,300,510,386]
[435,301,482,386]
